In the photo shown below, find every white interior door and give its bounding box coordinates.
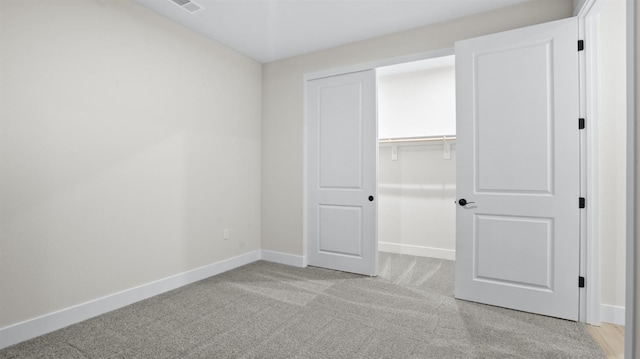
[306,70,377,276]
[455,17,581,321]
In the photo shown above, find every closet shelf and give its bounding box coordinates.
[379,135,456,144]
[380,135,456,160]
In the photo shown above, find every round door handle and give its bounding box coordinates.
[369,196,374,202]
[458,199,475,206]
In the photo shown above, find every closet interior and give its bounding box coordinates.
[377,56,457,261]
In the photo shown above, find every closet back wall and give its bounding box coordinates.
[378,67,456,260]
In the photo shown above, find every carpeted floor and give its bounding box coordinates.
[0,253,604,358]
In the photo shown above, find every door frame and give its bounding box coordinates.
[624,0,638,356]
[303,23,598,322]
[576,0,637,331]
[576,0,605,326]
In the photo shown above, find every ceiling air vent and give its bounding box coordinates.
[170,0,203,13]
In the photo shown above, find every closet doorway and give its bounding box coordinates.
[377,56,456,262]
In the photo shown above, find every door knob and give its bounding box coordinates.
[369,196,374,202]
[458,199,475,206]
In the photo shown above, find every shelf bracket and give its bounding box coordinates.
[443,136,451,160]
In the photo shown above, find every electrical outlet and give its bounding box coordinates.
[223,229,229,240]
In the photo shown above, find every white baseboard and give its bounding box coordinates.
[0,250,261,350]
[379,242,455,261]
[600,304,625,326]
[261,250,307,267]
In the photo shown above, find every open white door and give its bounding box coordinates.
[306,70,377,276]
[455,18,581,320]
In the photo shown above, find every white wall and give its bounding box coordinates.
[377,68,456,259]
[0,0,262,329]
[261,0,575,256]
[597,0,627,319]
[379,144,456,259]
[378,67,456,139]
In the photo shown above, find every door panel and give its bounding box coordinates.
[455,17,580,320]
[476,41,555,194]
[319,81,364,189]
[475,215,554,289]
[318,205,363,256]
[307,70,377,276]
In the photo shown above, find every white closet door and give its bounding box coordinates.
[455,17,581,320]
[306,70,378,276]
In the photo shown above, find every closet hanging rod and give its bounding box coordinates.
[379,135,456,144]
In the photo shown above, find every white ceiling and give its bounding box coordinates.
[135,0,530,64]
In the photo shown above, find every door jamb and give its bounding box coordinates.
[625,0,637,357]
[576,0,605,326]
[577,0,637,337]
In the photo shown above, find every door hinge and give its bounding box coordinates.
[579,197,586,208]
[579,276,585,288]
[578,40,585,51]
[579,118,585,130]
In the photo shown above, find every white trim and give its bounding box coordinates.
[302,75,309,261]
[379,242,455,261]
[625,0,637,356]
[578,0,606,326]
[261,250,307,267]
[574,0,599,17]
[573,0,586,16]
[601,304,626,326]
[0,250,261,350]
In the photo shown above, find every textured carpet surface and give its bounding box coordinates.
[1,253,604,358]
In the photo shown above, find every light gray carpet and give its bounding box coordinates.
[1,253,604,358]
